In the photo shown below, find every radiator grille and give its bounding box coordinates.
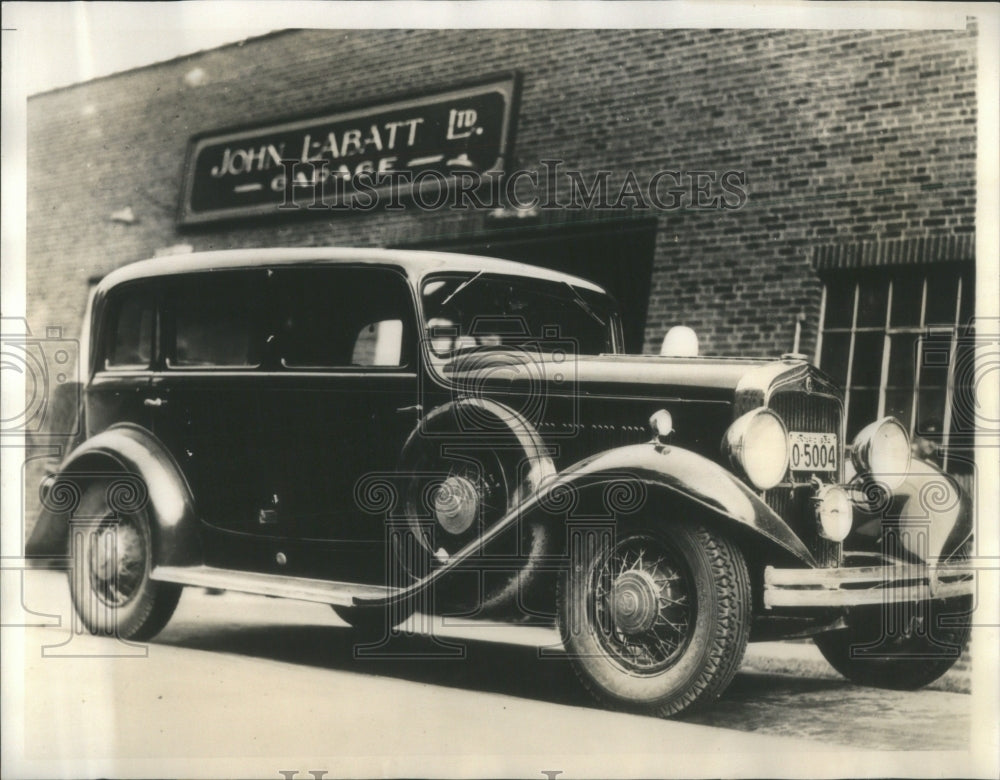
[767,392,841,438]
[764,391,844,566]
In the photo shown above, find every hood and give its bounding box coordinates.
[443,351,821,401]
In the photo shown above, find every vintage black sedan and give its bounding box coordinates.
[28,248,973,717]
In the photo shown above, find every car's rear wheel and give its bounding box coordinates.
[558,517,751,718]
[67,483,181,641]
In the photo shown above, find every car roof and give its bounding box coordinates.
[95,247,608,296]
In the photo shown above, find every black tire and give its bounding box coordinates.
[67,483,181,641]
[558,518,751,718]
[813,595,971,690]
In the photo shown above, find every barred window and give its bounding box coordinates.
[816,263,974,472]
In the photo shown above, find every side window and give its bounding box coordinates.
[351,319,404,367]
[105,292,154,369]
[166,272,264,368]
[278,267,412,369]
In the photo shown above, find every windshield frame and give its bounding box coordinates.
[416,270,625,376]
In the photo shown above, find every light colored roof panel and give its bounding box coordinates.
[96,247,608,295]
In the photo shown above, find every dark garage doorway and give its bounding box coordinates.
[399,218,657,353]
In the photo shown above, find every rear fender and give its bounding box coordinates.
[26,423,202,567]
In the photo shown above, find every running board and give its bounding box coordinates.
[151,487,546,609]
[150,565,396,607]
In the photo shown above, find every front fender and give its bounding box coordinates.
[26,424,202,567]
[360,440,815,608]
[853,457,972,563]
[531,442,817,566]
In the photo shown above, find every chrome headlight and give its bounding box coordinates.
[814,484,853,542]
[723,408,789,490]
[851,417,911,490]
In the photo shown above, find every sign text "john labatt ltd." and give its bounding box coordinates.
[179,76,518,225]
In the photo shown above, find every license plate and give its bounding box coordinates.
[789,431,838,472]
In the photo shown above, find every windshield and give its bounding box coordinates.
[420,272,620,365]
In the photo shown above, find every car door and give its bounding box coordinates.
[147,269,273,567]
[253,265,420,583]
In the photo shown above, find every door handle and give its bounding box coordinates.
[143,397,168,408]
[396,404,423,415]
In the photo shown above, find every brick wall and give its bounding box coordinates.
[27,26,976,360]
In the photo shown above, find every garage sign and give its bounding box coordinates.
[178,75,519,225]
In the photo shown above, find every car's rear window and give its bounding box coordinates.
[105,293,154,369]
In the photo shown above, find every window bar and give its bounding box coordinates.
[877,279,894,420]
[814,284,827,367]
[908,277,929,437]
[843,283,860,434]
[939,275,963,471]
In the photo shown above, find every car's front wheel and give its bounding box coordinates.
[558,517,751,718]
[67,483,181,641]
[813,595,971,690]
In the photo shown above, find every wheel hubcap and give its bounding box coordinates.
[401,444,513,579]
[433,475,479,535]
[612,569,661,635]
[88,519,144,607]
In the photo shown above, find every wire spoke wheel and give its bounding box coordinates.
[559,516,751,718]
[68,482,181,641]
[87,517,146,608]
[592,536,695,674]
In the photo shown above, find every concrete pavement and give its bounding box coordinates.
[2,570,978,778]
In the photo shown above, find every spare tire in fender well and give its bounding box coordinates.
[393,397,557,611]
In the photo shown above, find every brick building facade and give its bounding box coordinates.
[27,26,977,460]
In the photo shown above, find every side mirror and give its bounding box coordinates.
[660,326,699,357]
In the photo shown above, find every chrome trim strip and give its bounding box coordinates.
[139,370,418,379]
[553,394,731,405]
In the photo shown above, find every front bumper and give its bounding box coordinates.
[763,561,974,609]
